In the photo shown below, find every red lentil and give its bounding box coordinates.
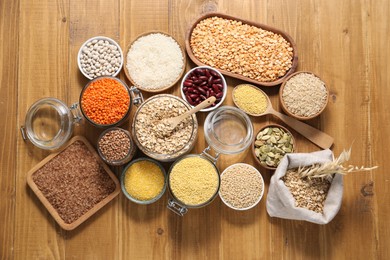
[81,77,130,125]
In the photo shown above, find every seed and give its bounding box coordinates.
[254,126,294,168]
[219,164,263,209]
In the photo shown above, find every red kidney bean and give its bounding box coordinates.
[210,70,219,77]
[195,68,205,75]
[213,78,222,84]
[197,87,207,95]
[207,76,213,86]
[183,68,225,106]
[184,81,193,87]
[200,81,207,87]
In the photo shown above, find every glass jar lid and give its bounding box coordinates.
[204,106,253,154]
[21,97,81,150]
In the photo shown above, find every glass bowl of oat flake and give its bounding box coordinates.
[131,94,198,162]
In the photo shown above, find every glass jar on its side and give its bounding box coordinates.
[21,98,82,150]
[131,94,198,162]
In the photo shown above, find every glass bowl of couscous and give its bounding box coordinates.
[120,158,167,205]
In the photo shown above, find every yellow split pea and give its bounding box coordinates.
[124,160,165,201]
[233,84,268,115]
[169,156,219,206]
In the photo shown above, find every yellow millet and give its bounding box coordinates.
[233,84,268,114]
[124,160,165,201]
[169,156,219,206]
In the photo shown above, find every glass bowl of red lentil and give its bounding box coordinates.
[167,154,221,216]
[97,127,136,166]
[180,66,227,112]
[131,94,198,162]
[252,124,295,170]
[279,71,329,120]
[120,158,167,205]
[219,163,265,211]
[79,76,133,128]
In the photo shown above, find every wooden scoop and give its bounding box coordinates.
[233,85,334,149]
[159,96,216,133]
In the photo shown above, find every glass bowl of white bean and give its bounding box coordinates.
[78,36,124,80]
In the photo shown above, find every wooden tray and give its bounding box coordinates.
[26,136,120,230]
[123,31,187,93]
[185,12,299,87]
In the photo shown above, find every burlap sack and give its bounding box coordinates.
[266,149,343,224]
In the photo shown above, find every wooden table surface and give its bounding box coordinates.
[1,0,389,259]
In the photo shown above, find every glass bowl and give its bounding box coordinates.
[79,76,132,128]
[120,158,167,205]
[132,94,198,162]
[204,106,253,154]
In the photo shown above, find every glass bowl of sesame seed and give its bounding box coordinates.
[279,71,329,120]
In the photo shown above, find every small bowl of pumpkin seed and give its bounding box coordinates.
[252,124,295,170]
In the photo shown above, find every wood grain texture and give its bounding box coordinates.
[0,0,18,259]
[1,0,389,259]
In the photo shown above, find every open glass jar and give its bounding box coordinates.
[167,154,220,216]
[131,94,198,162]
[167,106,253,216]
[21,77,143,150]
[21,98,82,150]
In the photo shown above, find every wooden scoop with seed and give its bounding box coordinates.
[232,84,334,149]
[157,96,216,136]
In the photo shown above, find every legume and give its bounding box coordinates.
[169,156,219,206]
[98,128,135,163]
[80,38,122,79]
[126,33,184,90]
[190,16,293,82]
[81,77,130,125]
[32,140,116,224]
[233,84,268,115]
[124,160,165,201]
[220,164,263,209]
[182,67,224,106]
[281,73,328,118]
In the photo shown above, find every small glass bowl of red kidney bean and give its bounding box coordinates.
[180,66,227,112]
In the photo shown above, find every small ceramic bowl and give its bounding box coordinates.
[121,158,167,205]
[252,124,295,170]
[279,71,329,120]
[78,36,124,80]
[219,163,265,211]
[124,31,186,93]
[180,66,227,112]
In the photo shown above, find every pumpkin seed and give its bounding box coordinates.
[254,126,294,168]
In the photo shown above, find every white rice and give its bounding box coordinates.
[126,33,184,90]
